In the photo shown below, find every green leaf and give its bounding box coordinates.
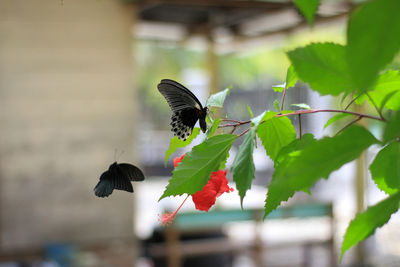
[287,43,354,96]
[164,128,201,166]
[370,142,400,190]
[160,134,237,200]
[293,0,320,25]
[340,192,400,260]
[347,0,400,91]
[231,128,256,207]
[355,70,400,110]
[273,100,281,112]
[257,115,296,161]
[251,110,268,127]
[207,118,221,137]
[291,103,311,110]
[206,86,232,108]
[323,113,353,129]
[383,111,400,143]
[265,125,377,217]
[275,133,316,167]
[286,64,298,89]
[247,106,254,118]
[272,83,285,93]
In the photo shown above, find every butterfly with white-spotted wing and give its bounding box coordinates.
[158,79,208,141]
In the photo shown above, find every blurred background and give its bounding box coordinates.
[0,0,399,266]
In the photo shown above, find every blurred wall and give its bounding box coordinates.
[0,0,138,252]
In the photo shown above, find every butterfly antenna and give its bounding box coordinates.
[114,149,125,161]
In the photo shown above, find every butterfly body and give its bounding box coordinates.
[94,162,145,198]
[158,79,207,141]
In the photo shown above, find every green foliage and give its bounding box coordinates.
[207,118,221,137]
[293,0,320,25]
[288,43,354,96]
[158,0,400,260]
[257,112,296,161]
[231,128,256,207]
[264,126,377,217]
[340,192,400,260]
[286,64,298,89]
[164,128,201,166]
[251,110,268,127]
[347,0,400,91]
[272,83,285,93]
[160,134,237,200]
[355,70,400,111]
[206,86,232,108]
[383,111,400,143]
[370,142,400,190]
[323,113,352,129]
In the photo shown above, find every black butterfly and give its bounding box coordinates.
[158,79,208,141]
[94,162,145,198]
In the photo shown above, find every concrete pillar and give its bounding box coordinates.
[0,0,138,253]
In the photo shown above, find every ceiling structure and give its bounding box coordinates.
[131,0,354,52]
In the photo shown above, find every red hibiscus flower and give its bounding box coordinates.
[159,154,234,225]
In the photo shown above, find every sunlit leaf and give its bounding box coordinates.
[231,128,256,207]
[340,192,400,260]
[347,0,400,91]
[251,110,268,127]
[291,103,311,110]
[164,128,201,166]
[160,134,237,200]
[265,125,377,217]
[206,86,232,108]
[207,118,221,137]
[370,142,400,190]
[272,83,285,93]
[286,64,298,88]
[323,113,353,129]
[355,70,400,110]
[288,43,354,96]
[257,115,296,161]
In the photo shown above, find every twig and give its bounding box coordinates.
[217,108,384,131]
[345,94,362,111]
[336,116,362,135]
[276,109,383,121]
[280,86,287,111]
[238,128,250,137]
[298,114,302,139]
[366,93,385,120]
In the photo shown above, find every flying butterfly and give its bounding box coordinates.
[94,162,145,198]
[158,79,208,141]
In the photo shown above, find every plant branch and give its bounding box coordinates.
[280,86,287,111]
[238,128,250,137]
[366,93,385,120]
[217,108,383,131]
[336,116,362,135]
[298,114,302,139]
[276,109,383,121]
[345,94,362,111]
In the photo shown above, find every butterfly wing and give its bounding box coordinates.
[158,79,207,140]
[94,162,140,198]
[158,79,203,112]
[118,163,145,182]
[94,170,116,198]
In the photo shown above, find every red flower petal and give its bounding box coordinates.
[191,170,234,212]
